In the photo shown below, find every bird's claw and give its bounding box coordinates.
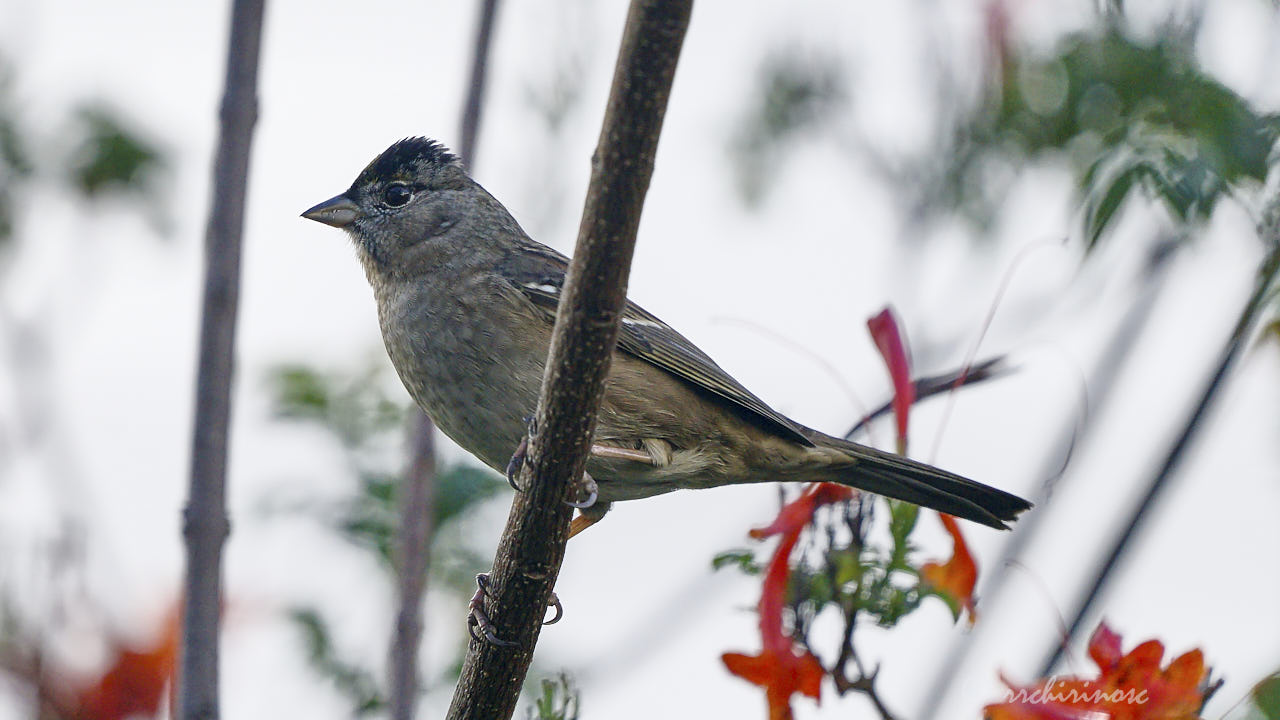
[467,573,516,647]
[564,471,598,509]
[505,436,528,492]
[465,573,566,647]
[504,415,538,492]
[544,592,564,625]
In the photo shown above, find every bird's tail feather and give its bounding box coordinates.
[809,434,1031,530]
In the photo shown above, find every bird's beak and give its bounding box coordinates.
[301,194,361,228]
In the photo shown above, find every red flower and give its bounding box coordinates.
[919,512,979,624]
[985,621,1209,720]
[723,484,853,720]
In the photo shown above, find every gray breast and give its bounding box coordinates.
[375,274,547,472]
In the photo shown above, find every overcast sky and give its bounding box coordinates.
[2,1,1279,719]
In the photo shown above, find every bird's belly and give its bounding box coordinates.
[378,280,546,472]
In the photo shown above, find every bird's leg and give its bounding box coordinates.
[589,444,657,464]
[466,572,564,647]
[563,442,659,516]
[568,501,612,538]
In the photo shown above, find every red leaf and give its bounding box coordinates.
[867,307,915,455]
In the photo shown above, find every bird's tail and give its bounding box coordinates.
[805,433,1031,530]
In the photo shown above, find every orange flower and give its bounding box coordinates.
[722,645,825,720]
[919,512,979,624]
[984,621,1209,720]
[724,484,853,720]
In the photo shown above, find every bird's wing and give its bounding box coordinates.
[496,243,814,446]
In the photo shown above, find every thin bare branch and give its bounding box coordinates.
[387,411,436,720]
[386,3,503,718]
[179,1,265,718]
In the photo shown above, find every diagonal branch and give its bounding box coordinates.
[444,1,692,718]
[1039,238,1280,676]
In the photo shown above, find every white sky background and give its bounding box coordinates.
[1,0,1279,719]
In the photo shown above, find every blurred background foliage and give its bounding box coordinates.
[0,53,170,251]
[265,363,505,712]
[2,1,1280,719]
[733,13,1279,251]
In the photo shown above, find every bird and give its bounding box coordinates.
[302,137,1030,537]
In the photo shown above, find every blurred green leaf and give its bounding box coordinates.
[1083,151,1145,247]
[527,673,580,720]
[989,25,1279,244]
[790,565,834,608]
[269,363,406,449]
[338,472,398,564]
[273,365,332,417]
[69,105,165,198]
[289,607,386,716]
[730,49,845,207]
[929,23,1280,246]
[334,466,501,566]
[1256,672,1280,719]
[712,548,762,574]
[887,499,919,561]
[831,546,861,587]
[434,465,503,527]
[0,56,31,246]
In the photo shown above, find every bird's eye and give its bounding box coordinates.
[383,184,413,207]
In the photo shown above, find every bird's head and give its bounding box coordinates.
[302,137,485,279]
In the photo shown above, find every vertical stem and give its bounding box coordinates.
[386,3,502,718]
[179,1,265,719]
[457,0,501,171]
[387,412,436,720]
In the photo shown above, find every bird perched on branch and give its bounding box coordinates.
[302,137,1030,536]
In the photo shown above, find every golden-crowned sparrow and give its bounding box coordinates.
[302,137,1030,534]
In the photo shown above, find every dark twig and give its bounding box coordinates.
[843,356,1008,439]
[179,1,265,718]
[1039,239,1280,676]
[826,501,898,720]
[457,0,500,171]
[386,2,503,718]
[831,639,898,720]
[444,2,692,718]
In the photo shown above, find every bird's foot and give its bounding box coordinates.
[564,470,598,509]
[467,573,515,646]
[466,573,564,647]
[505,415,538,492]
